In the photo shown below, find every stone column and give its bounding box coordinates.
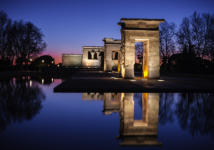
[123,93,134,127]
[82,49,88,67]
[148,34,160,79]
[120,32,126,78]
[147,93,159,128]
[124,41,135,79]
[104,44,112,72]
[91,51,94,59]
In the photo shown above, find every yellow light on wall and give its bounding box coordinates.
[143,69,148,78]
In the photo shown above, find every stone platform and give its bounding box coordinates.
[54,71,214,93]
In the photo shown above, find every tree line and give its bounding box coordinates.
[160,11,214,73]
[0,10,46,67]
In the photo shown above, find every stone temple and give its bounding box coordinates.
[62,18,164,79]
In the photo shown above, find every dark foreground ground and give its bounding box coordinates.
[54,71,214,93]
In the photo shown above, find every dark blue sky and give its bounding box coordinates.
[1,0,214,62]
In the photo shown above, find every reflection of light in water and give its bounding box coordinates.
[29,80,32,87]
[51,78,54,82]
[41,79,44,84]
[130,79,136,82]
[157,79,164,82]
[111,77,120,80]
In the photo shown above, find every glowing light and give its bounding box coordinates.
[51,61,54,64]
[51,78,54,82]
[57,64,60,67]
[143,70,148,78]
[41,78,44,84]
[29,80,32,87]
[130,79,136,82]
[157,79,164,82]
[29,58,32,62]
[42,60,44,63]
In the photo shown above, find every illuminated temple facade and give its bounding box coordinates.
[62,18,164,79]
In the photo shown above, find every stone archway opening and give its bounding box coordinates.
[135,39,149,78]
[119,18,164,79]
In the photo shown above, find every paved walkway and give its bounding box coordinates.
[54,71,214,93]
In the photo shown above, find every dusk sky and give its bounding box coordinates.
[1,0,214,63]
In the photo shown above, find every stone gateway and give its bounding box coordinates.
[118,18,164,79]
[61,18,164,79]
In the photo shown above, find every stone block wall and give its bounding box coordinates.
[82,46,104,68]
[62,54,82,67]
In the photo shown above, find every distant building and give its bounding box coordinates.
[82,46,104,68]
[61,39,121,69]
[62,46,105,68]
[62,54,82,67]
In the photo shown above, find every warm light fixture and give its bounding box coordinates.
[29,80,32,87]
[157,79,164,82]
[42,60,44,63]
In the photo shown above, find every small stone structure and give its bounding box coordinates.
[103,38,121,72]
[82,46,104,68]
[118,18,164,79]
[62,54,82,67]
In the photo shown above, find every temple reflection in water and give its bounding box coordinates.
[82,92,161,146]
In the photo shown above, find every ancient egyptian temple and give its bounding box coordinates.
[62,18,164,79]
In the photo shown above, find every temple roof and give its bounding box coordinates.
[120,18,165,21]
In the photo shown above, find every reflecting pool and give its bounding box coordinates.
[0,78,214,150]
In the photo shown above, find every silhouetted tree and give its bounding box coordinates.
[177,17,195,55]
[0,10,46,68]
[177,11,214,60]
[175,93,214,137]
[160,21,176,63]
[0,79,45,132]
[12,21,46,65]
[0,11,13,66]
[202,13,214,61]
[31,55,54,70]
[159,93,174,124]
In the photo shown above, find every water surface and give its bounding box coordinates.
[0,78,214,150]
